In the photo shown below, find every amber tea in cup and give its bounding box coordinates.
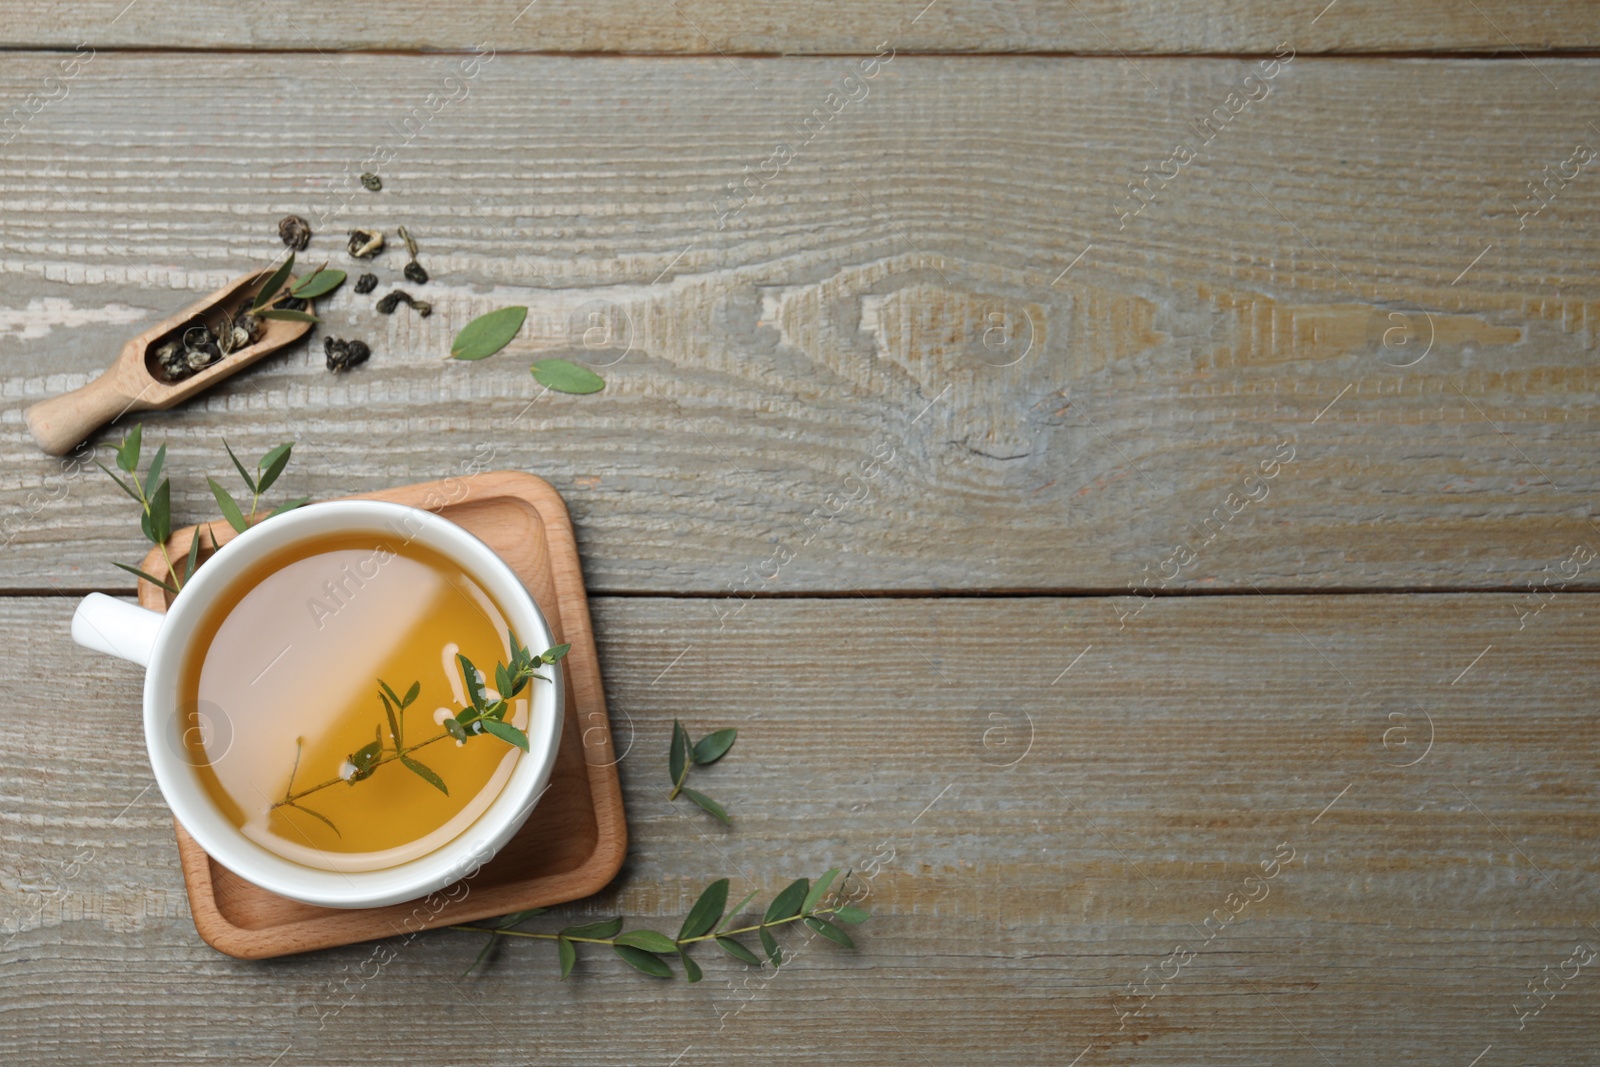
[179,532,526,873]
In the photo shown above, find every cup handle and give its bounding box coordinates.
[73,592,164,668]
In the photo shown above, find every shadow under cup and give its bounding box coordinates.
[142,501,563,909]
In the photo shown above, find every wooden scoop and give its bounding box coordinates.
[25,269,314,456]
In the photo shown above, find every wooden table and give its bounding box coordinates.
[3,4,1598,1063]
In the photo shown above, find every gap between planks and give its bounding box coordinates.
[4,45,1600,59]
[9,586,1600,600]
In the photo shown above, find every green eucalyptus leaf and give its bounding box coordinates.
[208,477,248,534]
[612,944,672,979]
[116,424,141,473]
[680,787,730,825]
[253,253,296,310]
[803,868,842,914]
[288,802,341,838]
[381,692,401,746]
[765,878,808,923]
[222,439,256,494]
[679,950,703,983]
[401,754,448,795]
[561,917,623,940]
[256,308,320,323]
[450,306,527,361]
[481,719,529,751]
[530,358,605,395]
[267,496,309,518]
[112,561,179,595]
[182,523,203,582]
[614,930,678,954]
[833,905,870,925]
[402,681,420,708]
[804,917,856,949]
[95,460,142,503]
[541,644,571,663]
[257,441,291,470]
[669,720,689,788]
[495,663,513,700]
[557,937,576,978]
[679,878,729,941]
[465,932,498,977]
[352,740,381,768]
[444,718,468,742]
[290,268,346,299]
[146,479,172,544]
[716,936,762,966]
[496,908,546,928]
[692,728,737,766]
[256,442,293,493]
[717,889,761,933]
[458,653,486,710]
[378,680,403,708]
[144,443,165,492]
[759,926,782,967]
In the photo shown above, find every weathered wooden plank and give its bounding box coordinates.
[0,0,1596,53]
[3,55,1600,594]
[2,594,1596,1063]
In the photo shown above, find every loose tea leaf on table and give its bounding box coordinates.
[530,359,605,395]
[668,720,737,823]
[450,306,528,361]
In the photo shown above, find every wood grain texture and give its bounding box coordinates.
[2,593,1596,1063]
[4,55,1599,595]
[0,0,1597,53]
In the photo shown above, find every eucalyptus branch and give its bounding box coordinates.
[96,425,187,594]
[453,869,869,979]
[270,635,571,831]
[668,720,737,823]
[207,438,306,534]
[246,251,346,326]
[98,425,303,595]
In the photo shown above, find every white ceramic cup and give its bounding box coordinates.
[70,500,563,909]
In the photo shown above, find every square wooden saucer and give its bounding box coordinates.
[136,471,627,959]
